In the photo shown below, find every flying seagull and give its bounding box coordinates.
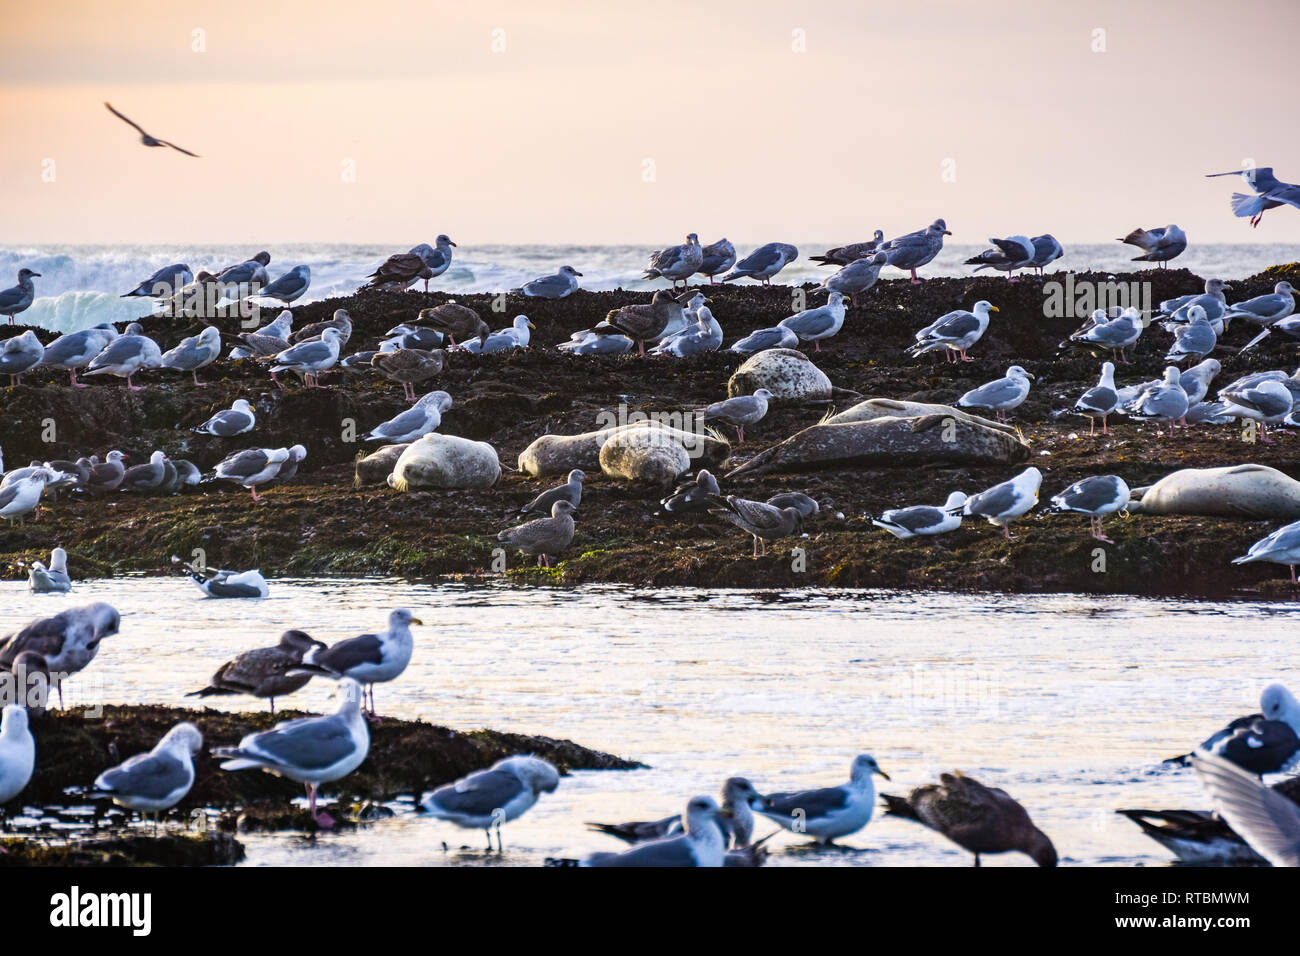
[104,102,199,157]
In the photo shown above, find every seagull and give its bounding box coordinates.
[1064,307,1143,364]
[93,723,203,823]
[269,327,344,388]
[0,269,40,325]
[215,678,369,828]
[586,777,768,850]
[183,565,269,599]
[497,500,577,569]
[187,629,325,713]
[962,467,1042,540]
[755,754,890,845]
[575,796,731,866]
[908,300,998,363]
[194,398,256,437]
[1219,379,1293,443]
[0,469,60,524]
[121,263,192,298]
[0,329,43,385]
[707,495,803,558]
[651,304,722,357]
[257,265,311,306]
[809,230,885,267]
[1048,475,1130,543]
[1233,519,1300,583]
[1192,751,1300,866]
[28,546,71,593]
[39,324,118,387]
[421,755,560,851]
[1178,358,1221,406]
[644,233,704,289]
[1166,684,1300,775]
[958,365,1034,422]
[813,252,887,306]
[292,608,422,716]
[104,102,199,156]
[1163,305,1217,364]
[882,771,1057,867]
[84,322,162,390]
[696,238,737,284]
[777,291,848,351]
[408,236,457,287]
[1026,234,1064,275]
[1124,366,1189,437]
[417,303,488,348]
[721,242,799,286]
[964,235,1035,281]
[1206,167,1300,228]
[0,603,120,707]
[160,325,221,386]
[661,470,721,514]
[879,219,950,283]
[364,390,452,443]
[870,491,968,539]
[368,237,456,293]
[460,315,533,353]
[520,469,585,517]
[517,265,582,299]
[1117,224,1186,268]
[212,447,292,503]
[1073,362,1119,435]
[289,309,352,346]
[701,389,771,444]
[0,705,35,816]
[728,325,799,354]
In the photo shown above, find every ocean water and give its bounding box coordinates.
[2,578,1295,867]
[1,241,1294,334]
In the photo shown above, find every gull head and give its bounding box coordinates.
[851,753,890,782]
[388,607,424,629]
[436,234,457,248]
[161,722,204,756]
[1261,683,1300,727]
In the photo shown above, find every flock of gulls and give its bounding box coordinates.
[2,600,1298,865]
[3,161,1300,866]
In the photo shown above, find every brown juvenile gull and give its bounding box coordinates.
[661,469,721,514]
[707,494,803,558]
[367,253,434,292]
[187,630,326,713]
[520,469,585,516]
[371,348,447,402]
[289,309,352,345]
[215,678,369,828]
[881,770,1058,867]
[418,303,490,348]
[809,230,885,266]
[597,290,688,356]
[0,602,120,707]
[4,651,52,717]
[701,388,772,444]
[497,500,576,568]
[104,102,199,157]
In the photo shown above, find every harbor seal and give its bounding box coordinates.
[825,397,1018,435]
[727,348,833,405]
[726,413,1031,478]
[389,434,501,491]
[354,443,411,487]
[518,420,730,478]
[599,425,692,486]
[1127,464,1300,519]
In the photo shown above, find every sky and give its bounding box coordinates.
[2,0,1299,246]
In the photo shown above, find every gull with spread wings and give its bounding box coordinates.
[104,102,199,157]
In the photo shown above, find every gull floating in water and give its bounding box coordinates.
[882,771,1058,867]
[0,269,40,325]
[721,242,799,286]
[958,365,1034,422]
[421,755,560,851]
[216,678,369,828]
[1048,475,1129,543]
[1205,167,1300,228]
[963,467,1042,540]
[1166,684,1300,775]
[28,546,71,593]
[1117,224,1186,268]
[871,491,968,539]
[104,102,199,156]
[755,753,890,845]
[1192,751,1300,866]
[94,723,203,822]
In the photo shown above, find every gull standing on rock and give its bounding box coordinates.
[87,450,128,495]
[721,242,799,286]
[809,230,885,266]
[422,755,560,851]
[958,365,1034,422]
[93,723,203,823]
[1064,307,1143,364]
[1164,305,1217,364]
[520,469,585,516]
[371,348,446,401]
[908,300,999,362]
[84,322,162,390]
[880,219,950,283]
[1123,366,1188,436]
[964,235,1035,280]
[119,450,169,493]
[814,252,887,306]
[256,265,311,306]
[517,265,582,298]
[292,608,422,716]
[661,469,721,513]
[122,263,192,298]
[28,547,72,592]
[497,500,577,569]
[39,324,118,387]
[651,304,722,357]
[290,309,352,345]
[0,329,43,385]
[216,678,369,828]
[696,238,737,284]
[194,398,256,437]
[962,467,1042,540]
[778,291,848,351]
[160,326,221,386]
[461,315,533,353]
[1049,475,1130,543]
[0,269,39,325]
[707,494,803,558]
[364,390,452,442]
[418,303,489,349]
[701,389,772,444]
[0,469,60,523]
[1233,519,1300,583]
[729,325,799,354]
[755,754,890,845]
[598,290,688,356]
[212,447,291,503]
[1118,224,1187,268]
[270,327,344,388]
[1220,379,1294,443]
[871,491,968,539]
[1027,234,1064,275]
[1073,362,1120,435]
[644,233,704,289]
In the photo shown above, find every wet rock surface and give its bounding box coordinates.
[3,263,1300,598]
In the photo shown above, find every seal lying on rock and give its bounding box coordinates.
[518,420,730,478]
[599,425,692,486]
[726,413,1031,478]
[727,348,833,405]
[824,398,1019,434]
[389,434,501,491]
[1127,464,1300,519]
[354,443,411,487]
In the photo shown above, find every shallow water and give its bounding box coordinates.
[3,578,1296,867]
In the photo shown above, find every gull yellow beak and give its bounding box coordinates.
[877,768,891,780]
[990,305,1001,312]
[410,617,425,626]
[528,321,536,330]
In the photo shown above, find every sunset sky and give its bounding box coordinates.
[3,0,1298,245]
